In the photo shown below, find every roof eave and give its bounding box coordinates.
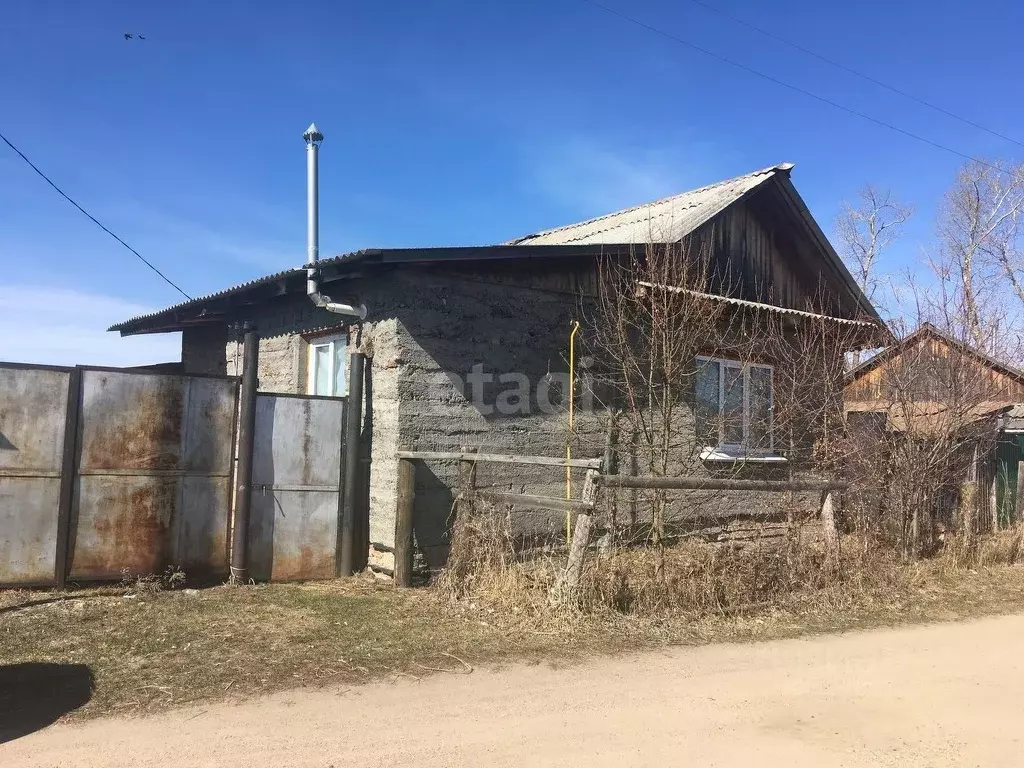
[109,244,627,336]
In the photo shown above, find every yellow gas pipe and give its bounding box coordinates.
[566,319,581,543]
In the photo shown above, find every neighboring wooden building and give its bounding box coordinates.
[845,322,1024,529]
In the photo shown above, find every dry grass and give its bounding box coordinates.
[4,528,1024,722]
[938,526,1024,569]
[433,503,1024,641]
[437,501,912,619]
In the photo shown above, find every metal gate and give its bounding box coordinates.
[0,364,75,586]
[1,361,355,587]
[67,368,238,580]
[248,392,346,581]
[0,364,238,586]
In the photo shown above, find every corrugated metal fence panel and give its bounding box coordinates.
[249,393,345,582]
[69,369,237,580]
[0,365,71,586]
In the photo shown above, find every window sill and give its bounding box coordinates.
[700,447,788,464]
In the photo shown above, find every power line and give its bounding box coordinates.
[577,0,1015,178]
[682,0,1024,150]
[0,130,192,300]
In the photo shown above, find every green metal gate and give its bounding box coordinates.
[995,434,1023,529]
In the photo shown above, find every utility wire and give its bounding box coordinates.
[577,0,1015,178]
[682,0,1024,150]
[0,130,192,300]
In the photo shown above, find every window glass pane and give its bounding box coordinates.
[313,344,330,395]
[748,366,772,451]
[694,359,720,446]
[722,364,744,446]
[332,340,348,395]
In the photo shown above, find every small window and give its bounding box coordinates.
[695,356,774,453]
[307,334,348,396]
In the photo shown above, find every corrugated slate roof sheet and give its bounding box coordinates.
[507,163,792,246]
[636,282,878,329]
[108,249,378,333]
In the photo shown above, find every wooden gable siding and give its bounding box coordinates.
[846,335,1024,406]
[703,198,820,313]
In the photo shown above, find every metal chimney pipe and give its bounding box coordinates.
[303,122,367,320]
[304,122,322,264]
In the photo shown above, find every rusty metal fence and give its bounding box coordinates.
[0,363,239,587]
[67,367,239,582]
[1,361,354,588]
[0,364,75,586]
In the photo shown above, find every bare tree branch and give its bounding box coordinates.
[835,185,913,315]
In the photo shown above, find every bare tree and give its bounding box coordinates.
[835,185,913,315]
[588,235,867,576]
[588,238,725,575]
[935,160,1024,350]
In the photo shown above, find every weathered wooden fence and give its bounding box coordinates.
[390,448,847,587]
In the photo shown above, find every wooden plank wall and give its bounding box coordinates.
[846,336,1024,405]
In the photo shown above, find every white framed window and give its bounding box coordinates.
[695,356,774,455]
[307,333,348,397]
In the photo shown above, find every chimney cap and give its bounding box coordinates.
[303,122,324,145]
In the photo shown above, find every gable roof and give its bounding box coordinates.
[508,162,879,325]
[846,322,1024,386]
[110,163,882,335]
[509,163,791,246]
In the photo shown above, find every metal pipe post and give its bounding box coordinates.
[231,328,259,583]
[340,351,365,576]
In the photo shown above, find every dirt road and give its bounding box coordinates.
[5,613,1024,767]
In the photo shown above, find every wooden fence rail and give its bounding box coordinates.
[597,476,848,492]
[392,453,847,586]
[395,450,602,469]
[474,491,593,513]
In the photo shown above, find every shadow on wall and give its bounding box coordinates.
[0,663,94,743]
[382,273,600,572]
[412,461,455,570]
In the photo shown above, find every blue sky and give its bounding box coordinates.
[2,0,1022,364]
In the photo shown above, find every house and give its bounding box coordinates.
[844,322,1024,531]
[110,160,881,571]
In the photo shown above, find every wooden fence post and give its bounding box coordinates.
[960,480,977,548]
[455,447,478,516]
[394,458,415,588]
[581,468,599,506]
[628,431,638,526]
[820,490,839,564]
[550,512,593,608]
[602,415,618,529]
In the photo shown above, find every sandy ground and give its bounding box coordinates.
[5,613,1024,767]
